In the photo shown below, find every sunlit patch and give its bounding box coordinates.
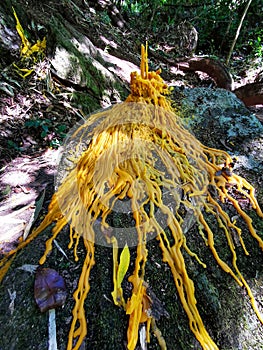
[1,171,31,187]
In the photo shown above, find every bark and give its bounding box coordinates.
[234,82,263,106]
[147,50,233,90]
[177,57,233,90]
[89,0,127,29]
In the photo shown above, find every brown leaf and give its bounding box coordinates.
[34,267,67,313]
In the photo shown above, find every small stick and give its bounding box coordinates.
[48,309,57,350]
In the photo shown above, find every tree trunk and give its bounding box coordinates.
[177,57,233,90]
[234,82,263,106]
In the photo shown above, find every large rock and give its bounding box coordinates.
[172,87,263,173]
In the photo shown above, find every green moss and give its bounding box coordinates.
[48,15,127,107]
[72,91,101,115]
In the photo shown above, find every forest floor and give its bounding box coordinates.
[0,2,263,350]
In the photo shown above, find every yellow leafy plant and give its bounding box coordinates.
[12,7,46,78]
[111,241,131,307]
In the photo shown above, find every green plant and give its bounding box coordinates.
[248,29,263,57]
[25,118,52,138]
[7,140,21,151]
[55,124,67,138]
[25,118,67,147]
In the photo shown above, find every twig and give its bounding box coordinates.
[226,0,253,66]
[8,289,16,315]
[48,309,57,350]
[54,239,69,260]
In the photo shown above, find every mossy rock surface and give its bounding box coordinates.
[0,208,263,349]
[172,87,263,153]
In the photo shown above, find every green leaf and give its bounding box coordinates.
[41,124,49,133]
[0,185,11,198]
[7,140,21,151]
[117,244,130,289]
[0,83,14,96]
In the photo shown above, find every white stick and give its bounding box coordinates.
[140,324,147,350]
[48,309,57,350]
